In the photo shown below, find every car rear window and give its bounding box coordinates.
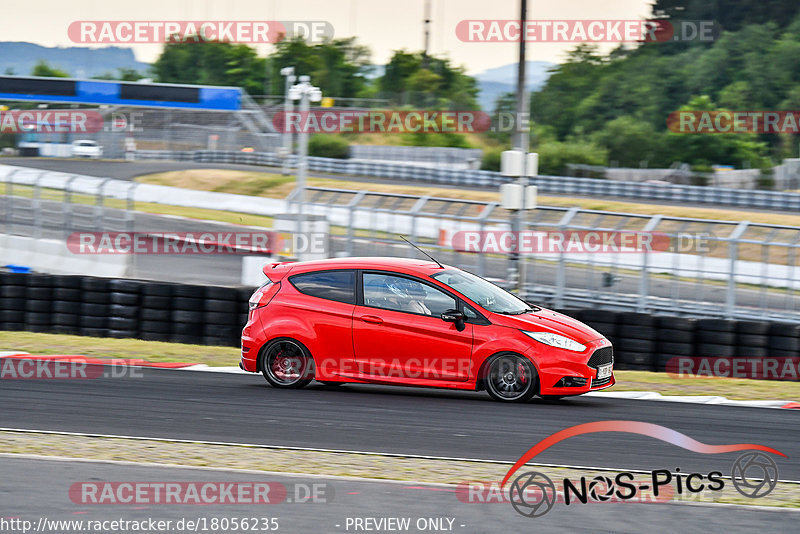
[289,270,355,304]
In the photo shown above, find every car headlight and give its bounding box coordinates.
[522,330,586,352]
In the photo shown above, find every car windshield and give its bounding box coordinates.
[431,269,536,315]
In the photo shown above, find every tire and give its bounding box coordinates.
[207,286,238,300]
[735,347,769,358]
[0,310,21,322]
[82,291,109,304]
[620,325,655,340]
[2,322,25,331]
[202,336,235,346]
[769,323,800,337]
[108,329,137,339]
[26,287,51,300]
[173,297,202,311]
[81,278,109,291]
[657,316,696,331]
[109,317,137,330]
[656,329,693,343]
[52,275,83,289]
[25,300,50,312]
[26,274,53,287]
[657,341,694,356]
[108,279,143,293]
[616,351,656,366]
[141,332,171,342]
[482,353,537,402]
[260,338,315,389]
[53,301,76,313]
[696,343,736,357]
[0,273,26,286]
[617,338,655,353]
[170,334,199,344]
[50,325,79,335]
[737,334,768,347]
[109,304,138,319]
[25,311,52,325]
[205,299,240,313]
[697,319,735,333]
[736,321,770,335]
[110,292,138,305]
[769,336,800,352]
[142,283,174,297]
[205,324,239,337]
[172,322,198,335]
[79,327,107,337]
[204,311,239,325]
[141,320,170,334]
[141,308,170,321]
[1,286,25,298]
[617,312,656,327]
[53,288,81,301]
[80,316,107,328]
[142,296,170,309]
[1,298,26,311]
[172,310,203,322]
[26,324,51,333]
[577,309,617,324]
[52,313,80,326]
[173,284,206,298]
[696,331,735,345]
[81,303,108,316]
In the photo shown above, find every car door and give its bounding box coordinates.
[352,271,473,382]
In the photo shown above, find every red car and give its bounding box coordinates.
[240,257,614,402]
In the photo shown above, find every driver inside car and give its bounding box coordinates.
[386,277,431,315]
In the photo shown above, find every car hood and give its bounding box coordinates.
[489,308,606,344]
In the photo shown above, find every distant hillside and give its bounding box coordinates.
[0,42,150,78]
[474,61,555,111]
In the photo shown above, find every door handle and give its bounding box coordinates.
[359,315,384,325]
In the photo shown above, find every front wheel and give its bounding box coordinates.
[260,338,314,389]
[484,353,538,402]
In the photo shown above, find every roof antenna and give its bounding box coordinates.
[399,235,444,269]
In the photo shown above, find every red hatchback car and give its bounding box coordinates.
[240,257,614,402]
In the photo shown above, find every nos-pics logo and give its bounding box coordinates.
[503,421,783,518]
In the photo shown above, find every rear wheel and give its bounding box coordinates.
[484,353,538,402]
[260,339,314,389]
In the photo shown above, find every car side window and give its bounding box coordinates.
[363,273,456,316]
[290,270,355,304]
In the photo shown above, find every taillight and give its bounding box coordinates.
[248,281,280,310]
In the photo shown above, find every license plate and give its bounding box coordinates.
[597,364,612,380]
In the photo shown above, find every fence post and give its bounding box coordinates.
[1,168,19,235]
[477,203,497,277]
[555,207,580,308]
[95,178,112,230]
[32,171,48,239]
[637,215,663,312]
[345,191,366,257]
[726,221,750,318]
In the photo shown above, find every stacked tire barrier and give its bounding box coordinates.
[557,308,800,380]
[0,272,253,347]
[1,271,799,379]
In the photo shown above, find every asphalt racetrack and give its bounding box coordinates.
[1,368,798,479]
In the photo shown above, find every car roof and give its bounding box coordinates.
[263,256,453,281]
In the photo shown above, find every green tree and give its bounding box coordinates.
[31,61,69,78]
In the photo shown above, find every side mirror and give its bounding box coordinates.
[441,309,466,332]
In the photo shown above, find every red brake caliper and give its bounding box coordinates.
[518,363,527,385]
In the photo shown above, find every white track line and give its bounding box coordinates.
[1,427,797,485]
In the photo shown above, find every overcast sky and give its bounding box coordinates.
[1,0,654,73]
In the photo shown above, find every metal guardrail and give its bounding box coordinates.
[132,149,800,211]
[291,186,800,323]
[3,165,800,322]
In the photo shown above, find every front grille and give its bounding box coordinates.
[592,376,612,388]
[587,346,613,368]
